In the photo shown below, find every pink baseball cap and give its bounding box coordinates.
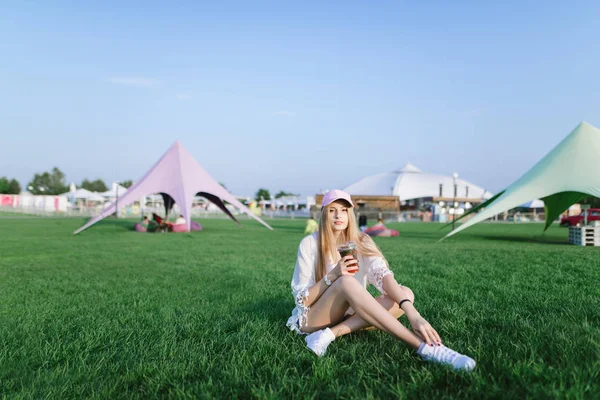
[321,189,354,208]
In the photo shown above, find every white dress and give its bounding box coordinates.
[286,232,396,334]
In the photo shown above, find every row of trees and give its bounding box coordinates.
[254,189,298,202]
[27,168,68,195]
[7,174,294,202]
[80,179,133,192]
[0,177,21,194]
[24,167,133,195]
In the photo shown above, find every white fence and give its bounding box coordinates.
[1,194,69,215]
[0,194,311,220]
[0,193,554,223]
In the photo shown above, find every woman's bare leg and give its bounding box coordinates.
[301,277,357,333]
[303,276,422,349]
[329,295,403,338]
[332,284,415,337]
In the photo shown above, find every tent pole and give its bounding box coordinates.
[115,184,119,219]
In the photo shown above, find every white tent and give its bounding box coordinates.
[61,188,105,202]
[519,199,545,208]
[446,121,600,238]
[273,195,315,209]
[100,182,129,198]
[343,163,493,201]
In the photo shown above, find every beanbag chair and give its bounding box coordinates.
[134,223,147,232]
[365,226,399,237]
[365,226,386,236]
[171,221,203,232]
[171,223,187,233]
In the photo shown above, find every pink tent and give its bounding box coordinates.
[74,141,273,234]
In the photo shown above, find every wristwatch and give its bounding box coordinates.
[324,274,332,286]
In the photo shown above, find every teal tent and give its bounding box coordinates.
[445,121,600,239]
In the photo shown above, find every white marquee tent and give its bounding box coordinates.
[343,163,493,202]
[61,188,105,202]
[100,182,129,199]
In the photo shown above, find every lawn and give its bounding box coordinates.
[0,217,598,399]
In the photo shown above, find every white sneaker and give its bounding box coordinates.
[417,343,476,371]
[305,328,336,357]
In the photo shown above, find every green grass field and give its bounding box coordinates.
[1,217,598,399]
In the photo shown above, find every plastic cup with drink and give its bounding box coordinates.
[337,241,359,274]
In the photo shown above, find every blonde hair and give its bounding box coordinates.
[315,200,388,282]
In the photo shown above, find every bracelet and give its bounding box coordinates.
[398,299,412,308]
[324,274,332,286]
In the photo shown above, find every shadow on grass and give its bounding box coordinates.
[392,232,442,240]
[480,235,569,245]
[263,223,304,232]
[93,219,203,236]
[272,226,305,233]
[95,218,139,231]
[240,296,291,324]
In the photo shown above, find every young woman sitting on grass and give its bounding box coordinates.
[286,189,476,371]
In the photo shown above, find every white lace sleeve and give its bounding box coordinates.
[367,257,395,295]
[290,284,310,328]
[286,234,317,333]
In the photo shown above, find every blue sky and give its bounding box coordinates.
[1,1,599,196]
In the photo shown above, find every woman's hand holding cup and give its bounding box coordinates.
[332,255,359,279]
